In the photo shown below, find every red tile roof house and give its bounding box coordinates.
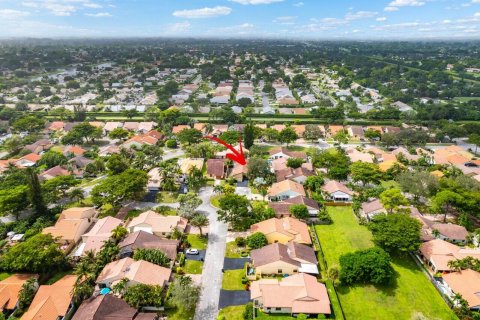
[206,159,226,180]
[122,134,158,149]
[442,269,480,310]
[284,196,320,217]
[321,180,354,202]
[419,239,480,273]
[0,274,38,314]
[249,242,319,278]
[96,257,171,289]
[250,273,331,317]
[15,153,41,168]
[39,166,72,181]
[63,145,86,157]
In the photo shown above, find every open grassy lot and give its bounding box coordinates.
[217,305,245,320]
[314,206,457,320]
[184,260,203,274]
[221,269,245,290]
[187,234,207,250]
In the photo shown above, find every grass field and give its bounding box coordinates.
[187,234,207,250]
[185,260,203,274]
[217,305,245,320]
[222,269,245,290]
[314,206,457,320]
[0,273,12,281]
[453,97,480,102]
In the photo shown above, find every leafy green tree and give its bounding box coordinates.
[304,175,325,193]
[311,148,350,180]
[177,193,202,219]
[111,225,128,242]
[328,267,340,285]
[350,162,383,186]
[469,133,480,154]
[123,109,139,119]
[12,116,45,133]
[190,213,209,236]
[379,188,408,214]
[0,185,29,219]
[286,157,304,169]
[218,194,252,231]
[303,124,323,142]
[396,171,438,201]
[289,204,310,220]
[69,188,85,204]
[38,151,68,169]
[106,154,129,175]
[219,131,240,145]
[3,135,24,154]
[187,166,205,193]
[339,247,394,285]
[364,128,382,142]
[65,122,102,144]
[247,157,272,181]
[124,284,163,308]
[26,168,46,216]
[91,169,148,207]
[431,190,465,222]
[177,128,202,145]
[247,232,268,249]
[279,127,298,146]
[244,123,255,150]
[169,276,200,314]
[108,127,130,140]
[133,248,170,267]
[42,175,79,203]
[369,213,422,253]
[18,278,38,311]
[0,234,65,274]
[333,130,349,145]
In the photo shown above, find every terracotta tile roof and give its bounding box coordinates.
[268,202,292,217]
[420,239,480,271]
[96,257,171,287]
[81,216,123,255]
[251,242,301,268]
[321,180,353,196]
[21,275,76,320]
[250,217,312,245]
[271,158,288,171]
[268,180,306,197]
[123,122,140,131]
[431,223,468,242]
[284,196,319,210]
[64,145,86,156]
[269,147,307,159]
[127,211,187,234]
[0,274,37,311]
[206,159,226,178]
[19,153,41,163]
[443,269,480,308]
[72,294,137,320]
[119,231,179,260]
[250,273,330,314]
[172,125,190,134]
[48,121,65,131]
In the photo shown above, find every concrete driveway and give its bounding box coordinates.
[194,187,228,320]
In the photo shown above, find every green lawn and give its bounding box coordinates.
[185,260,203,274]
[0,272,12,281]
[166,306,195,320]
[187,234,207,250]
[381,180,400,189]
[217,305,245,320]
[255,312,295,319]
[315,206,457,320]
[222,269,245,290]
[225,241,248,258]
[157,191,178,203]
[210,195,221,208]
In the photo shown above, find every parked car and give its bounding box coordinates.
[186,248,199,255]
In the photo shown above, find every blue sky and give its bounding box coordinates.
[0,0,479,39]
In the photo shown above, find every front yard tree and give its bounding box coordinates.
[304,175,325,193]
[279,127,298,146]
[169,276,200,314]
[247,232,268,249]
[339,247,394,285]
[369,213,422,254]
[431,190,465,222]
[187,167,205,193]
[124,284,163,308]
[218,194,252,231]
[289,204,310,220]
[190,213,209,236]
[244,123,255,150]
[350,162,383,186]
[177,128,202,145]
[396,171,438,202]
[108,127,130,140]
[106,154,129,175]
[0,185,29,220]
[1,234,65,274]
[303,124,322,142]
[333,130,349,145]
[38,151,67,169]
[287,157,304,169]
[178,193,202,219]
[379,188,408,214]
[247,157,271,181]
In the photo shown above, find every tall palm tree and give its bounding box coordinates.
[111,226,128,243]
[190,213,209,237]
[69,188,85,204]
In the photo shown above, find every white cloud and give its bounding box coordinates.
[83,3,102,9]
[273,16,297,24]
[166,22,191,33]
[85,12,112,17]
[345,11,378,21]
[0,9,30,19]
[376,17,387,21]
[475,12,480,17]
[173,6,231,19]
[389,0,425,6]
[384,6,399,11]
[293,2,304,7]
[229,0,283,4]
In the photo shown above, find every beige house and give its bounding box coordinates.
[250,217,311,245]
[96,257,171,289]
[73,216,123,257]
[127,210,187,237]
[251,273,331,316]
[268,180,306,201]
[249,242,318,277]
[42,207,96,252]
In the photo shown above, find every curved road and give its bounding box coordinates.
[194,187,228,320]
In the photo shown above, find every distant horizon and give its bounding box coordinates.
[0,0,479,40]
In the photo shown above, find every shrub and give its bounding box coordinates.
[243,302,253,320]
[166,139,177,148]
[176,267,185,275]
[178,253,186,267]
[339,247,394,285]
[247,232,267,249]
[297,314,307,320]
[235,237,246,247]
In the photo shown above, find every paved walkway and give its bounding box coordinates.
[194,187,228,320]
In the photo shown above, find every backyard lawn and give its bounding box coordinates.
[314,206,457,320]
[185,260,203,274]
[222,269,245,290]
[187,234,207,250]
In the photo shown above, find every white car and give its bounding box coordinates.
[186,248,199,255]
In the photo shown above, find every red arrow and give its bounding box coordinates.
[204,136,246,166]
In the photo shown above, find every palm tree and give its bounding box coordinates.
[213,185,224,194]
[190,213,209,237]
[111,226,128,243]
[112,277,129,296]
